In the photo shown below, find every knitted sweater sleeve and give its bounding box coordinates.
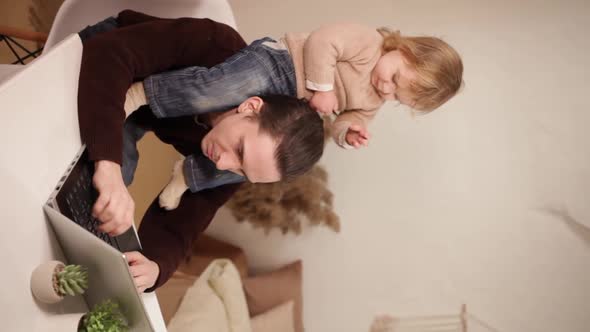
[140,182,241,291]
[77,11,245,164]
[303,23,381,91]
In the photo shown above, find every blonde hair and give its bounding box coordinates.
[378,28,464,111]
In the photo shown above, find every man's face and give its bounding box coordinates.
[201,101,281,183]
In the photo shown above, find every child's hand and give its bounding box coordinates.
[345,124,371,148]
[310,90,338,115]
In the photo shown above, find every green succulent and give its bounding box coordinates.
[56,264,89,297]
[79,300,129,332]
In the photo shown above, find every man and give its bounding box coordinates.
[78,10,324,291]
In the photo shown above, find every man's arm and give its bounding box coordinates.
[78,13,245,164]
[77,12,246,235]
[137,183,241,291]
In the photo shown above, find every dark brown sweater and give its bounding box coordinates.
[77,10,246,291]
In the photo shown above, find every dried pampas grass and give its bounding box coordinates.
[227,164,340,235]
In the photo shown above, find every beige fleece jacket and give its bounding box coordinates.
[283,23,385,147]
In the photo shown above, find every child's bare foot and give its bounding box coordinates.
[369,315,395,332]
[159,158,189,210]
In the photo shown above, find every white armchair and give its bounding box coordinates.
[0,0,237,87]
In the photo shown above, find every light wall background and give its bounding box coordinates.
[199,0,589,331]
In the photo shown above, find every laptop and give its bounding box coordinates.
[44,145,154,332]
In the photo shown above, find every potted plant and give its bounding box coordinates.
[78,299,129,332]
[30,260,88,303]
[48,299,129,331]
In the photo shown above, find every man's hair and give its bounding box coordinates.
[256,95,324,181]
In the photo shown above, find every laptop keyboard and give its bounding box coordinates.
[64,165,117,249]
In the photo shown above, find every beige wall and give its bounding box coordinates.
[203,0,590,331]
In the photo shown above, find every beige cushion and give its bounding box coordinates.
[156,235,248,324]
[167,259,252,332]
[156,271,197,324]
[251,301,295,332]
[243,261,304,332]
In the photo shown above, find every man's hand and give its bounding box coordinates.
[92,160,135,236]
[345,124,371,148]
[309,90,338,116]
[125,251,159,293]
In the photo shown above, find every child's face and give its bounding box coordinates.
[371,50,417,106]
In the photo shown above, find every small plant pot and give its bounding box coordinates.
[30,260,65,303]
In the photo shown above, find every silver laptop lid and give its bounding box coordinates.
[44,205,154,331]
